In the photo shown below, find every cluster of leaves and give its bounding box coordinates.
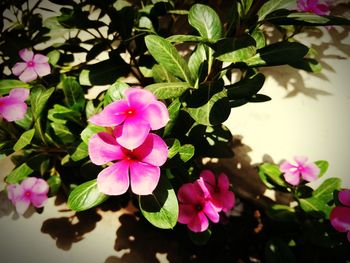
[1,0,350,252]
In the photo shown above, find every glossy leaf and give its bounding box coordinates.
[313,177,341,203]
[167,35,203,43]
[30,86,55,119]
[70,142,88,162]
[80,124,105,144]
[13,129,35,151]
[179,144,195,162]
[145,82,192,99]
[259,163,287,189]
[6,163,33,184]
[226,73,265,100]
[59,76,85,111]
[257,0,294,21]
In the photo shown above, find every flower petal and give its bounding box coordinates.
[188,212,209,233]
[9,88,29,101]
[294,156,308,166]
[89,100,128,127]
[279,161,295,173]
[30,194,48,208]
[339,189,350,207]
[301,163,320,182]
[129,162,160,195]
[347,231,350,242]
[21,177,37,190]
[12,62,27,76]
[133,133,168,166]
[178,204,196,224]
[330,206,350,233]
[203,201,220,223]
[115,118,150,150]
[88,132,124,165]
[125,88,156,110]
[0,100,27,122]
[7,184,19,202]
[200,170,216,188]
[97,161,130,195]
[283,172,301,186]
[31,178,49,195]
[34,62,51,77]
[143,101,169,130]
[218,172,230,191]
[15,198,31,215]
[178,183,200,204]
[19,48,34,62]
[19,67,37,82]
[219,191,235,212]
[33,54,49,63]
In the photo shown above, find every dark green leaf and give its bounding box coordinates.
[48,104,81,124]
[257,0,294,21]
[59,76,85,111]
[30,86,55,119]
[289,58,322,73]
[51,122,76,144]
[13,129,35,151]
[0,80,29,95]
[227,73,265,100]
[266,204,296,221]
[265,237,296,263]
[249,94,271,102]
[145,82,192,99]
[47,174,61,195]
[188,229,212,246]
[6,163,33,184]
[163,99,181,137]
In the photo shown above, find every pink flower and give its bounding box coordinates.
[330,189,350,242]
[7,177,49,215]
[88,131,168,195]
[199,170,235,212]
[297,0,330,15]
[89,88,169,150]
[177,179,220,232]
[12,48,51,82]
[0,88,29,122]
[279,156,320,185]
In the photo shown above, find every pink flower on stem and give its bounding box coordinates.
[7,177,49,215]
[279,156,320,186]
[12,48,51,83]
[88,131,168,195]
[330,189,350,242]
[0,88,29,122]
[199,170,235,212]
[89,88,169,150]
[177,179,220,233]
[297,0,330,15]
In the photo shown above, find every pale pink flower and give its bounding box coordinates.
[7,177,49,215]
[177,179,220,233]
[12,48,51,82]
[297,0,330,15]
[279,156,320,185]
[199,170,235,212]
[89,88,169,150]
[330,189,350,242]
[88,131,168,195]
[0,88,29,122]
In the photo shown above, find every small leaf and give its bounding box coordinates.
[259,163,287,188]
[145,82,192,99]
[179,144,195,162]
[315,160,329,178]
[6,163,33,184]
[0,79,29,96]
[68,179,108,211]
[70,142,89,161]
[59,76,85,111]
[13,129,35,151]
[47,50,60,66]
[226,73,265,100]
[30,86,55,119]
[167,139,181,159]
[47,174,61,195]
[139,176,179,229]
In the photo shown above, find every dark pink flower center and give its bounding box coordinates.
[125,108,136,117]
[25,191,31,197]
[26,60,35,68]
[124,150,139,161]
[195,204,203,211]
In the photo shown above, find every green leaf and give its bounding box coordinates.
[259,163,287,188]
[266,204,296,221]
[179,144,195,162]
[152,64,179,83]
[6,163,33,184]
[81,125,105,144]
[257,0,294,21]
[188,44,208,84]
[30,86,55,119]
[265,237,296,263]
[226,73,265,100]
[163,99,181,137]
[167,138,181,159]
[251,28,266,49]
[70,142,88,161]
[289,58,322,73]
[145,35,193,85]
[59,76,85,111]
[139,175,179,229]
[47,50,60,66]
[13,129,35,151]
[104,81,129,106]
[315,160,329,178]
[68,179,108,211]
[188,229,212,246]
[313,178,341,203]
[51,122,76,144]
[145,82,192,99]
[299,197,329,216]
[48,104,81,124]
[0,80,30,95]
[166,35,204,43]
[188,4,222,42]
[47,174,61,195]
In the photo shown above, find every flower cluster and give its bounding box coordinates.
[177,170,235,232]
[297,0,330,15]
[330,189,350,242]
[88,88,170,195]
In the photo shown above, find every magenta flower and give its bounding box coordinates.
[0,88,29,122]
[297,0,330,15]
[177,179,220,232]
[199,170,235,212]
[89,88,169,150]
[330,189,350,242]
[12,48,51,83]
[88,131,168,195]
[7,177,49,215]
[279,156,320,185]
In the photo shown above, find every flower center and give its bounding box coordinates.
[124,150,138,161]
[125,108,135,116]
[195,204,203,211]
[25,191,31,197]
[26,61,35,67]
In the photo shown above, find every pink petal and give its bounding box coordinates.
[200,170,216,188]
[178,183,200,204]
[125,88,157,110]
[97,161,130,195]
[7,184,19,201]
[133,133,168,167]
[9,88,29,101]
[19,48,34,62]
[330,207,350,233]
[0,100,27,122]
[218,191,235,212]
[279,161,295,173]
[196,178,211,199]
[294,156,308,166]
[33,54,49,63]
[15,198,31,215]
[21,177,37,190]
[89,100,128,127]
[129,161,160,195]
[12,62,27,76]
[218,172,230,191]
[88,132,125,165]
[188,212,209,232]
[283,172,301,186]
[19,67,37,82]
[203,201,220,223]
[339,189,350,207]
[143,101,169,130]
[317,4,330,15]
[115,118,150,150]
[30,194,48,208]
[31,178,49,195]
[301,163,320,182]
[34,62,51,77]
[178,204,197,224]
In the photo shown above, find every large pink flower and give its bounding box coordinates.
[88,131,168,195]
[177,179,220,233]
[297,0,330,15]
[199,170,235,213]
[89,88,169,150]
[7,177,49,215]
[12,48,51,82]
[279,156,320,186]
[0,88,29,122]
[330,189,350,242]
